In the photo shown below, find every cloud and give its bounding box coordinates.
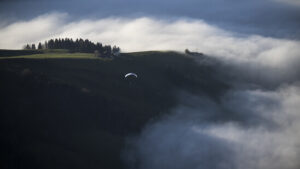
[0,13,67,49]
[0,13,299,55]
[123,85,300,169]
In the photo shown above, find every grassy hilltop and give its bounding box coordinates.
[0,50,228,169]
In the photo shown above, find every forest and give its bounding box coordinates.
[24,38,121,57]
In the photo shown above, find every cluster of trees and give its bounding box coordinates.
[185,49,203,56]
[24,38,121,57]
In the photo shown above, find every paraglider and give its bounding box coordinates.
[125,73,138,78]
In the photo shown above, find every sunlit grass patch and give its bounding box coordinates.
[0,53,102,59]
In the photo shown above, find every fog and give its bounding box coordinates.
[1,13,300,56]
[123,63,300,169]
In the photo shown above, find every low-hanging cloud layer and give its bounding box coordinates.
[121,36,300,169]
[123,85,300,169]
[1,13,300,56]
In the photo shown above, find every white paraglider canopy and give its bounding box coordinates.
[125,73,138,78]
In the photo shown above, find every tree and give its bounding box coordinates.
[103,45,112,57]
[54,39,59,49]
[44,41,48,49]
[38,42,42,50]
[112,45,120,56]
[185,49,190,54]
[32,44,36,50]
[24,44,31,50]
[23,38,120,55]
[48,39,54,49]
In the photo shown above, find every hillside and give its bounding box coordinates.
[0,51,229,169]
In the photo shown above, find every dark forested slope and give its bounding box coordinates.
[0,51,229,169]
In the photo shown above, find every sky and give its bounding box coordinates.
[0,0,300,50]
[0,0,300,49]
[1,1,300,169]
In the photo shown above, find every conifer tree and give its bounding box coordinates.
[38,42,42,50]
[31,44,36,50]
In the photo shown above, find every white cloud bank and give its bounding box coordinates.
[123,85,300,169]
[0,13,299,60]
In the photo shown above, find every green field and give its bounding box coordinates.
[0,49,71,57]
[0,52,96,59]
[0,51,229,169]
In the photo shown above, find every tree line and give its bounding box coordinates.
[24,38,120,57]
